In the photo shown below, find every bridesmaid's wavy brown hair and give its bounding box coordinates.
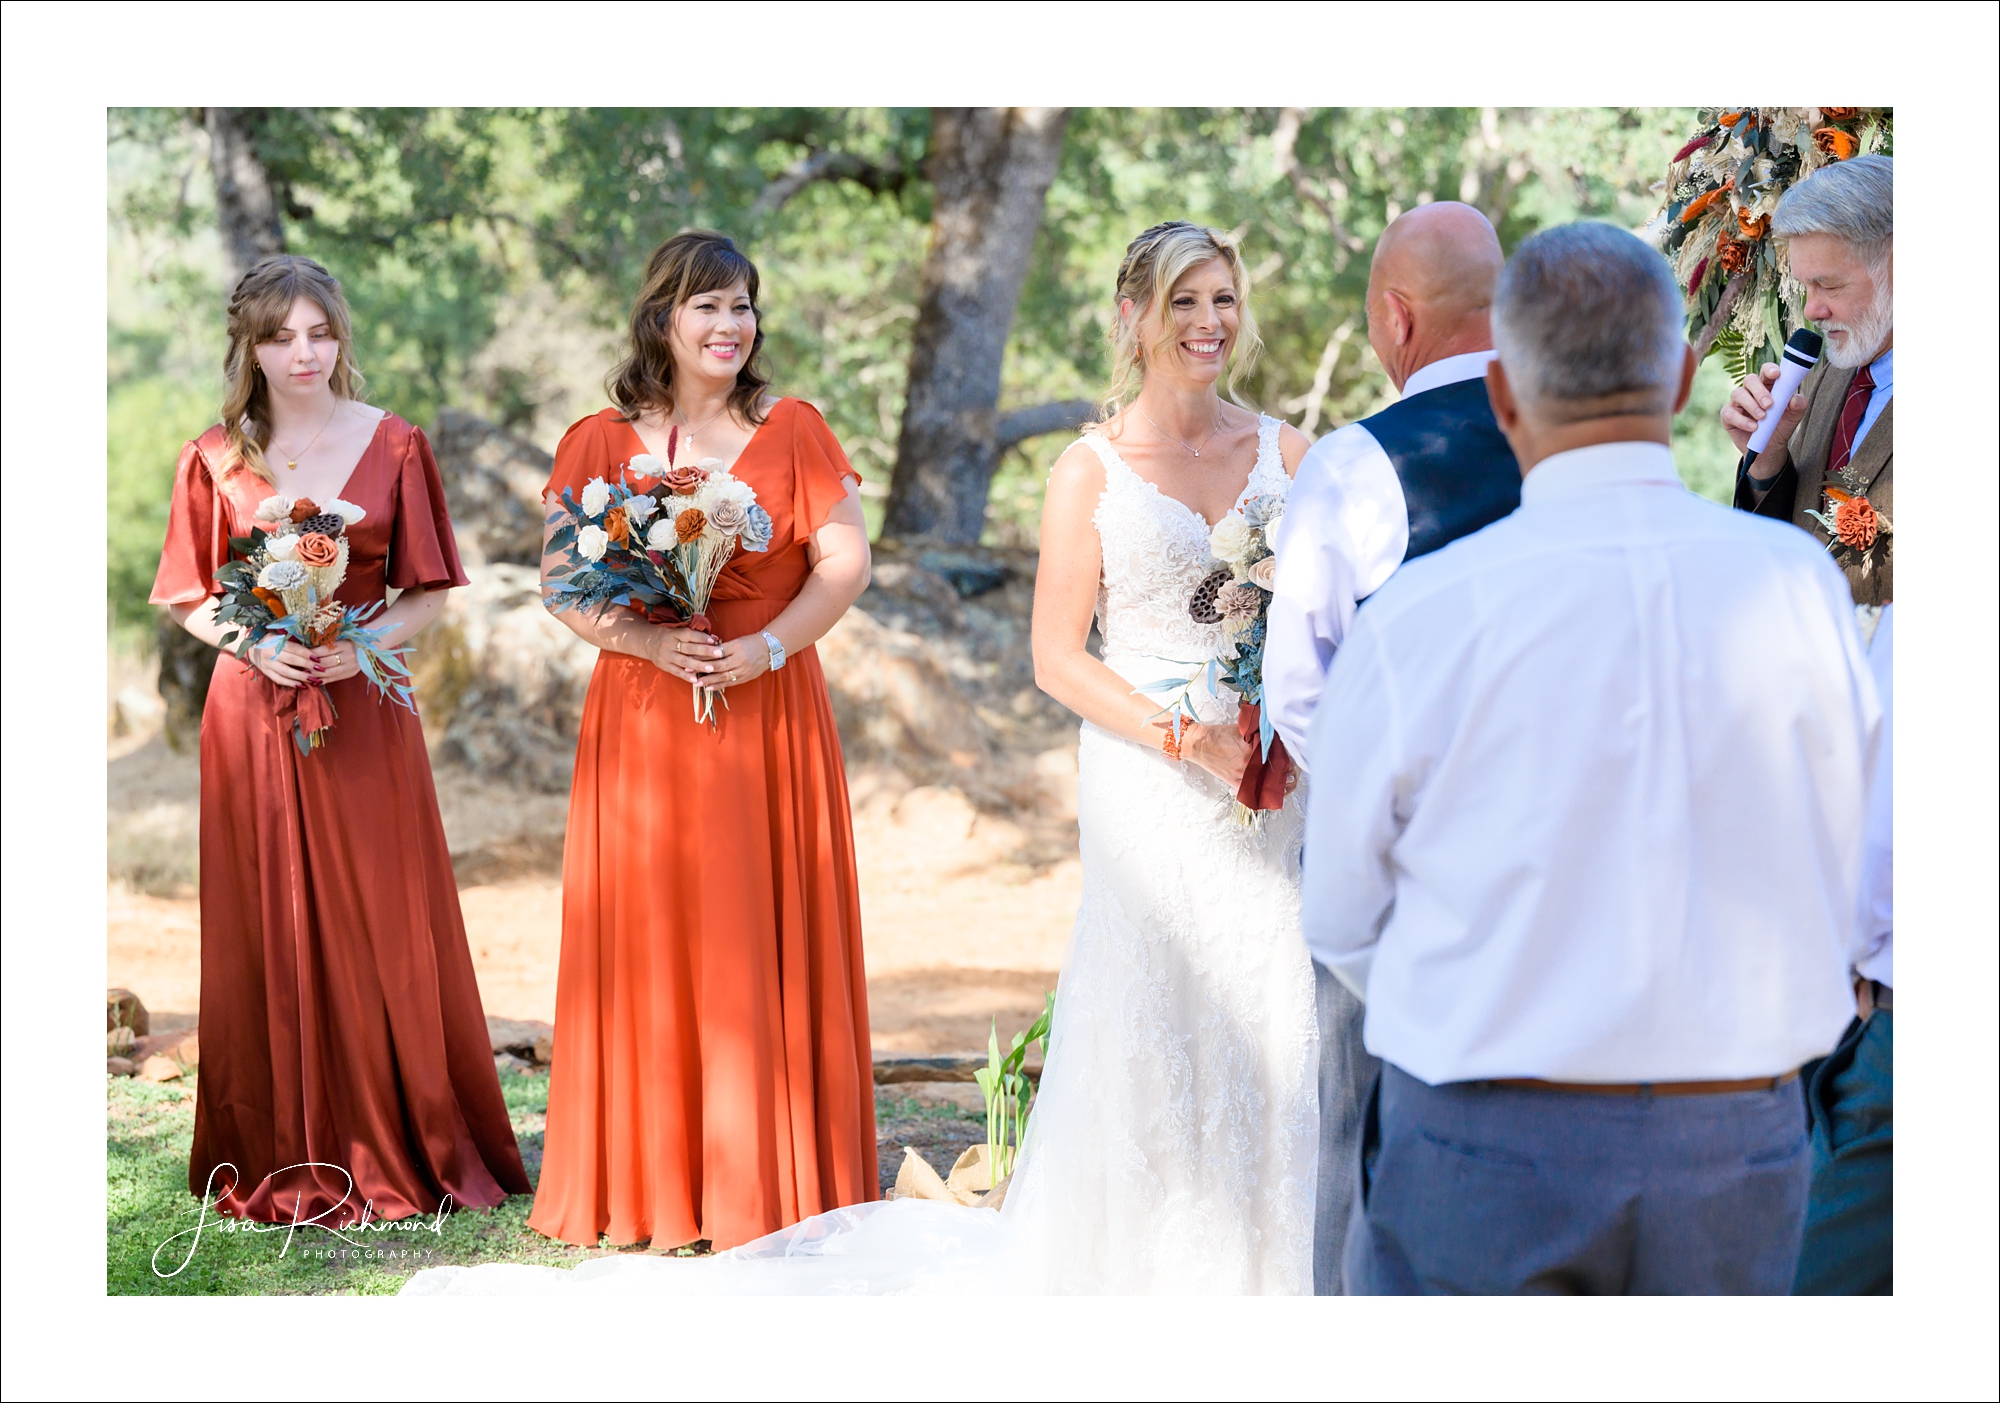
[608,230,772,428]
[219,255,366,485]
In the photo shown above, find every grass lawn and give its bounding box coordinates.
[108,1069,986,1296]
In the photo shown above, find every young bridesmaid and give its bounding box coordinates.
[151,255,528,1223]
[529,230,877,1251]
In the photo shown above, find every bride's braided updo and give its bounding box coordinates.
[1099,221,1263,421]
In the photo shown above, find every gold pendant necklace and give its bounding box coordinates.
[274,402,340,472]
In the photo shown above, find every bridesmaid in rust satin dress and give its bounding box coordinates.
[150,255,527,1223]
[529,231,877,1251]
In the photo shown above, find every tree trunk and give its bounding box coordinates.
[882,108,1071,544]
[158,109,289,749]
[203,107,285,287]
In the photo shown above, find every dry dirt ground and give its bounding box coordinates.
[107,719,1080,1063]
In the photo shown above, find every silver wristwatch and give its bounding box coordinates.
[761,630,786,671]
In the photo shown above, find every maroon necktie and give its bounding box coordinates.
[1828,364,1876,474]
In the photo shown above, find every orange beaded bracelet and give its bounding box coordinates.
[1161,723,1186,762]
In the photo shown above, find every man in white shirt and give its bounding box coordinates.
[1304,222,1879,1294]
[1264,201,1523,1294]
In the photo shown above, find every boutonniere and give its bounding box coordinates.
[1805,466,1892,576]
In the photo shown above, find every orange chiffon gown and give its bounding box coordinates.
[527,399,877,1251]
[150,416,530,1222]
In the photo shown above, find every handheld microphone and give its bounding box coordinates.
[1741,328,1823,478]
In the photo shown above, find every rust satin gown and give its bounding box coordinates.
[150,416,530,1223]
[528,399,877,1250]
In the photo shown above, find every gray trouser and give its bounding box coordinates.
[1312,960,1379,1295]
[1345,1063,1811,1294]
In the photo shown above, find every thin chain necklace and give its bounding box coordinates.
[1138,404,1222,458]
[272,401,341,472]
[672,399,732,458]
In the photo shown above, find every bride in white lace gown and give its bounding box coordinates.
[403,221,1318,1297]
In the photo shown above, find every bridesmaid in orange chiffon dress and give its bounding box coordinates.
[151,255,528,1223]
[528,231,877,1251]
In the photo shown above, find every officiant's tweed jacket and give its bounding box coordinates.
[1738,360,1894,606]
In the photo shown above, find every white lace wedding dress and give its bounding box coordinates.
[403,416,1318,1297]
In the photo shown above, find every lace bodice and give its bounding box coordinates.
[1083,415,1289,665]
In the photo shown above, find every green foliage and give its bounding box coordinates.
[108,377,216,637]
[107,106,1731,620]
[1674,355,1740,504]
[975,991,1054,1182]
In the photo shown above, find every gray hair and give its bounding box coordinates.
[1772,154,1892,270]
[1491,222,1684,416]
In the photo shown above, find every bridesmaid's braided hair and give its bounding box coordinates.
[1098,221,1262,424]
[219,255,366,484]
[609,230,773,429]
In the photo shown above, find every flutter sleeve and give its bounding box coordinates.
[150,437,228,606]
[788,400,861,546]
[544,413,611,505]
[388,424,471,591]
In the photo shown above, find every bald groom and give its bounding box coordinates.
[1265,201,1524,1294]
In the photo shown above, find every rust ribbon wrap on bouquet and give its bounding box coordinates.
[1235,701,1292,811]
[275,677,339,754]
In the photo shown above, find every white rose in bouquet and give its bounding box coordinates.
[695,457,726,475]
[577,524,610,561]
[580,477,612,518]
[645,519,677,552]
[707,473,755,512]
[626,493,659,526]
[264,533,301,561]
[1247,556,1277,590]
[1209,514,1253,572]
[254,494,296,523]
[628,454,664,478]
[325,498,368,526]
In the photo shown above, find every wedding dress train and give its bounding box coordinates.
[402,416,1318,1296]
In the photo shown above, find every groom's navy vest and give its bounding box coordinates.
[1359,375,1521,564]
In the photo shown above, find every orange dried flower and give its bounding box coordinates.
[295,531,340,567]
[604,506,630,545]
[289,497,321,524]
[1818,107,1859,122]
[1813,128,1859,160]
[1833,496,1878,550]
[311,602,346,647]
[1718,111,1747,128]
[675,507,707,544]
[251,586,289,619]
[1680,187,1728,224]
[1718,235,1751,275]
[1736,208,1768,240]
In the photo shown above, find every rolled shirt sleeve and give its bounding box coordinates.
[1265,423,1409,763]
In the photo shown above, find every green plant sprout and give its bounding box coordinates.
[973,991,1055,1184]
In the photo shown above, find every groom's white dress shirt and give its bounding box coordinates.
[1301,441,1879,1084]
[1265,350,1497,761]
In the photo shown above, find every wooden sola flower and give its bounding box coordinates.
[1808,483,1892,573]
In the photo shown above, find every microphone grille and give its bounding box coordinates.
[1786,328,1824,361]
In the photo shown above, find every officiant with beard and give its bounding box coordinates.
[1723,153,1894,1295]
